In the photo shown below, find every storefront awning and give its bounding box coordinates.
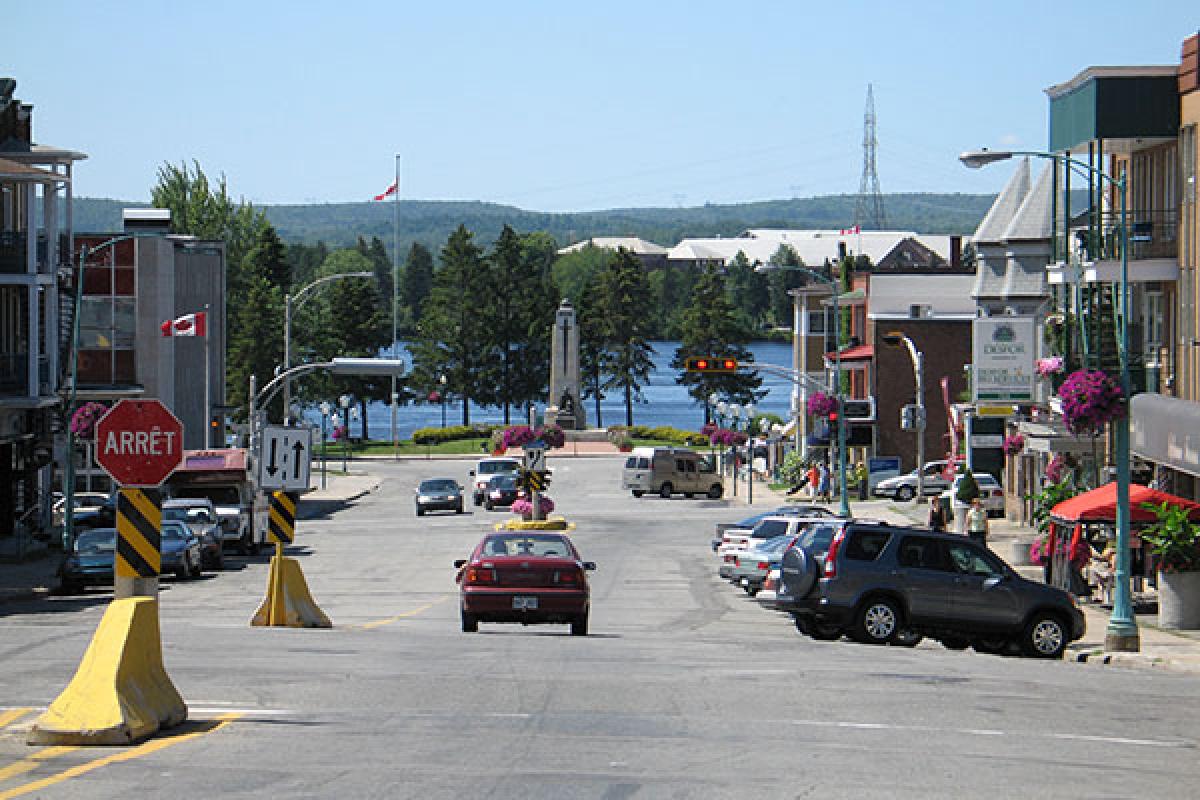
[1131,393,1200,478]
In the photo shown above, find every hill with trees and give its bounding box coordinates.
[71,192,995,253]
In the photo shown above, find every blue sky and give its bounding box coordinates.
[7,2,1197,211]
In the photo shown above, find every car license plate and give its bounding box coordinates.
[512,596,538,610]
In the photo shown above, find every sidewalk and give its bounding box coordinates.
[0,469,383,607]
[752,478,1200,675]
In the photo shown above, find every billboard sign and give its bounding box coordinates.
[972,317,1036,404]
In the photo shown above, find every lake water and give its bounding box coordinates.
[305,340,799,439]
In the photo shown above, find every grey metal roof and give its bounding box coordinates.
[557,236,668,256]
[1003,163,1054,242]
[0,156,63,181]
[972,158,1030,245]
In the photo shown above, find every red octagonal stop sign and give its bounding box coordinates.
[95,399,184,487]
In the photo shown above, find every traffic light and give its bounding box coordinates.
[684,356,738,373]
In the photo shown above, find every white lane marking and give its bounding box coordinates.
[186,706,293,716]
[790,718,1189,748]
[485,713,532,719]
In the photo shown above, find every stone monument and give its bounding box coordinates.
[546,299,586,431]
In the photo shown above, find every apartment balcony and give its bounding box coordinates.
[0,231,70,275]
[1050,208,1179,285]
[0,352,52,399]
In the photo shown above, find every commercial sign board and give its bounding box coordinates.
[972,316,1035,404]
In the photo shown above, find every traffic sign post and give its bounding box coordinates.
[31,398,188,747]
[258,425,313,491]
[95,400,183,600]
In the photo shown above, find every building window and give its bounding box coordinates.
[76,244,136,386]
[807,311,826,335]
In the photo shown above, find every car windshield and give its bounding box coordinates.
[421,480,458,492]
[482,534,574,558]
[175,487,240,505]
[489,475,517,489]
[479,461,519,475]
[162,525,189,541]
[75,529,116,554]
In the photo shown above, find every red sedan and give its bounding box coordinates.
[455,532,595,635]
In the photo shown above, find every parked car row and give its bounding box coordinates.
[57,495,250,594]
[712,512,1085,659]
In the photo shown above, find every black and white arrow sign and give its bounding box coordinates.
[258,425,313,491]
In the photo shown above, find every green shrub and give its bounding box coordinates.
[411,424,498,445]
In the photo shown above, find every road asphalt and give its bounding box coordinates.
[5,446,1200,675]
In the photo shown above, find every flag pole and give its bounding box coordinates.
[204,304,211,448]
[391,155,400,458]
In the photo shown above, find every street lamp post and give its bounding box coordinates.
[757,262,850,517]
[961,148,1137,653]
[318,401,330,489]
[439,373,448,428]
[882,332,926,501]
[283,271,373,424]
[742,403,756,504]
[727,403,741,499]
[338,394,352,472]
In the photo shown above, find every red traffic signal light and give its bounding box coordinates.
[685,356,739,373]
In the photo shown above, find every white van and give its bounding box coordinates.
[622,447,723,499]
[468,456,522,506]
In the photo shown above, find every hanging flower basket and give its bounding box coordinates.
[1057,369,1125,435]
[1002,433,1026,457]
[69,402,109,440]
[806,392,837,418]
[1035,356,1064,377]
[501,424,566,450]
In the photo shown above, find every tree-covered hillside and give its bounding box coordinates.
[71,193,996,253]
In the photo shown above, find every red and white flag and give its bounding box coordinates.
[161,312,207,338]
[373,180,397,201]
[839,225,860,235]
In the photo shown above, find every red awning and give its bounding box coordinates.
[825,344,874,362]
[1050,482,1200,524]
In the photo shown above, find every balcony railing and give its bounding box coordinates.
[0,353,52,396]
[0,232,71,275]
[1057,209,1177,263]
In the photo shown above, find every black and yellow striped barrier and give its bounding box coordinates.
[116,488,161,579]
[251,491,331,628]
[268,491,297,545]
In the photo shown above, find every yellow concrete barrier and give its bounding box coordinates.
[494,517,574,532]
[28,597,186,746]
[250,553,332,628]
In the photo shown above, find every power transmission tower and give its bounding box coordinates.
[854,84,888,230]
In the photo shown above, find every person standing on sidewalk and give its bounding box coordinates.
[817,462,831,503]
[965,498,989,545]
[928,496,948,532]
[854,461,869,501]
[806,463,820,500]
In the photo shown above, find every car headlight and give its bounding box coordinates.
[417,495,431,503]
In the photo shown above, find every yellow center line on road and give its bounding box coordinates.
[0,747,79,782]
[0,710,31,730]
[355,596,450,630]
[0,713,242,800]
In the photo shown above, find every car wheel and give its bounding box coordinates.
[456,503,464,514]
[571,612,589,636]
[853,596,900,644]
[809,622,843,641]
[247,537,261,556]
[684,492,694,499]
[59,580,82,595]
[189,555,203,578]
[175,562,189,579]
[1022,613,1067,659]
[215,551,225,570]
[895,486,915,502]
[631,490,644,498]
[461,610,478,633]
[939,636,970,651]
[416,507,424,517]
[485,501,493,511]
[659,482,673,499]
[707,484,723,499]
[893,629,924,647]
[744,586,759,597]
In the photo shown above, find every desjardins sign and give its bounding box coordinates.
[972,317,1035,403]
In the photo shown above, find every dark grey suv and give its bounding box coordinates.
[789,522,1085,658]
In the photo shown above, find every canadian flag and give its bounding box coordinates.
[373,180,397,201]
[839,225,860,235]
[161,312,207,338]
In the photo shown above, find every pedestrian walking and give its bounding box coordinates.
[855,461,868,501]
[817,462,831,503]
[928,496,947,532]
[965,498,989,545]
[807,463,820,500]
